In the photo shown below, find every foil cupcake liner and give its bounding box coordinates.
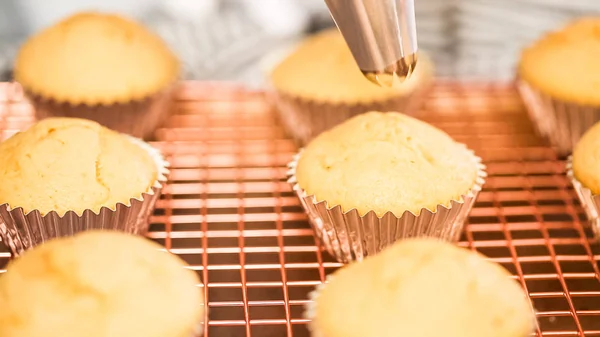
[27,84,177,140]
[287,146,486,263]
[270,82,433,146]
[517,80,600,156]
[0,137,170,256]
[566,156,600,237]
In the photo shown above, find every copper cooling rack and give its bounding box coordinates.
[0,81,599,336]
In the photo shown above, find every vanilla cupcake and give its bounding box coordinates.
[287,111,486,262]
[0,117,168,255]
[0,231,205,337]
[269,28,434,145]
[518,18,600,155]
[306,238,537,337]
[14,11,180,139]
[567,119,600,237]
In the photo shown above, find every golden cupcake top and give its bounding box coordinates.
[519,17,600,106]
[0,231,204,337]
[270,29,433,104]
[14,11,179,105]
[311,238,535,337]
[295,111,479,217]
[572,120,600,193]
[0,117,159,216]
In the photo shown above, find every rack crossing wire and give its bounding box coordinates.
[0,81,598,337]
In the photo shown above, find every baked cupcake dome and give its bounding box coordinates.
[269,28,434,145]
[308,238,536,337]
[518,17,600,155]
[519,18,600,106]
[0,117,158,216]
[0,117,168,255]
[572,120,600,194]
[270,28,433,104]
[0,231,205,337]
[568,120,600,234]
[289,111,485,262]
[14,11,179,105]
[295,111,479,217]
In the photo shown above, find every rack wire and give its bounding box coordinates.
[0,81,598,336]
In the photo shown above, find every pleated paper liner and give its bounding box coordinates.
[287,146,487,263]
[27,84,177,140]
[517,80,600,156]
[270,81,433,146]
[0,137,170,256]
[566,156,600,238]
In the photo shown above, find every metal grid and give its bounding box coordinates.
[0,81,599,336]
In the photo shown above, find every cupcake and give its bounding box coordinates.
[567,119,600,237]
[14,11,180,139]
[518,18,600,155]
[0,117,168,256]
[287,111,486,263]
[269,28,434,145]
[306,238,537,337]
[0,230,205,337]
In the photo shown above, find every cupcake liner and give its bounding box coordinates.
[270,82,433,146]
[517,80,600,156]
[287,146,486,263]
[0,137,170,256]
[566,156,600,237]
[27,84,177,140]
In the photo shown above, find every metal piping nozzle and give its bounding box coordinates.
[324,0,418,87]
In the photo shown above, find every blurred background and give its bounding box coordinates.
[0,0,599,84]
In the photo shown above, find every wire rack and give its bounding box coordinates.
[0,81,599,336]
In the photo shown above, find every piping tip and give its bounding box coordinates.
[325,0,419,87]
